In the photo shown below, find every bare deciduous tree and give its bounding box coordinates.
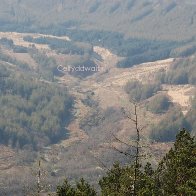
[111,100,148,195]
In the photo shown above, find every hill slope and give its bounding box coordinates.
[0,0,196,40]
[0,31,195,195]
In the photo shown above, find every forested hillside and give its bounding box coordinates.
[0,64,73,149]
[0,0,195,195]
[1,0,196,68]
[0,0,196,41]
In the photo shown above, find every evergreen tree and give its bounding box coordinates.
[99,162,160,196]
[56,178,97,196]
[75,178,97,196]
[137,163,160,196]
[56,179,76,196]
[56,130,195,196]
[99,163,135,195]
[157,129,196,195]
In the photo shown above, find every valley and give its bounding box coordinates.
[0,0,195,194]
[0,30,195,194]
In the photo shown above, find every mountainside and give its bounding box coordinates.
[0,0,196,40]
[0,30,195,194]
[0,1,196,195]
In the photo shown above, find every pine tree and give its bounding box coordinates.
[56,179,76,196]
[56,178,97,196]
[137,162,160,196]
[75,178,97,196]
[99,163,135,196]
[157,129,196,195]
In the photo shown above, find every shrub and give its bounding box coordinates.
[150,107,190,142]
[147,94,171,114]
[125,80,161,102]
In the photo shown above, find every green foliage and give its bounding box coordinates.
[0,65,73,149]
[137,162,160,196]
[61,29,180,68]
[150,107,190,142]
[13,45,28,53]
[26,38,97,78]
[99,162,160,196]
[125,80,161,102]
[22,27,185,69]
[57,129,195,196]
[24,36,90,55]
[57,178,97,196]
[0,37,28,53]
[29,50,58,81]
[0,64,10,78]
[75,178,97,196]
[57,179,76,196]
[117,47,172,68]
[157,129,196,195]
[147,94,171,114]
[0,49,29,70]
[99,163,135,195]
[186,97,196,136]
[102,130,196,195]
[1,23,191,70]
[170,41,196,57]
[161,56,196,85]
[0,0,196,42]
[0,37,14,48]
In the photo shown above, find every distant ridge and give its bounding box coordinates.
[0,0,196,40]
